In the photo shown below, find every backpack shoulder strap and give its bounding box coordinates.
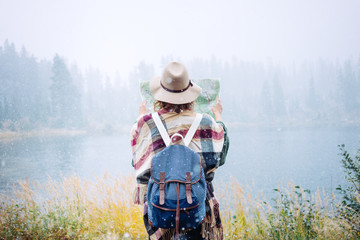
[152,112,171,147]
[183,113,202,147]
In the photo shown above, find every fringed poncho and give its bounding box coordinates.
[130,108,229,240]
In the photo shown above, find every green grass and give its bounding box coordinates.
[0,174,358,239]
[218,178,356,239]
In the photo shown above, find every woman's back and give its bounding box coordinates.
[131,62,228,240]
[131,109,224,178]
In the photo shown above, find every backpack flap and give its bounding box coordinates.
[151,145,202,183]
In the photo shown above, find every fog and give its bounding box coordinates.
[0,0,360,130]
[1,44,359,131]
[1,0,360,77]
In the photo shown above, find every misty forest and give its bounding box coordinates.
[1,38,360,239]
[1,39,360,133]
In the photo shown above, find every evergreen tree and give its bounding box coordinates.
[1,40,20,123]
[50,54,81,128]
[356,56,360,109]
[83,67,104,123]
[337,61,357,115]
[19,46,41,124]
[272,75,287,119]
[307,76,318,112]
[127,63,146,121]
[37,59,53,126]
[260,80,273,120]
[2,97,18,122]
[137,61,155,82]
[3,98,9,121]
[0,99,3,125]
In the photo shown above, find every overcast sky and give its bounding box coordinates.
[1,0,360,78]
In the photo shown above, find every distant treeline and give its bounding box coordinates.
[0,39,359,131]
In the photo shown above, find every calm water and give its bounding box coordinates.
[0,126,359,197]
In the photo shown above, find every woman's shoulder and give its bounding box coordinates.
[131,113,154,134]
[135,113,153,125]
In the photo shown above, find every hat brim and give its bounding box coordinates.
[149,76,202,104]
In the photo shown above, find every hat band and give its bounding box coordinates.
[160,80,193,93]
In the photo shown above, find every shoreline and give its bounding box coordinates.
[0,120,359,141]
[0,129,87,142]
[225,119,360,130]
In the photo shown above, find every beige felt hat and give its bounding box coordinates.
[150,62,202,104]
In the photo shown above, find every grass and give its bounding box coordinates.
[0,174,145,239]
[0,174,358,239]
[218,178,354,239]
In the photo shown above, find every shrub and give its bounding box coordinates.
[336,144,360,236]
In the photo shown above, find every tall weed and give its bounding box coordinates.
[0,174,358,239]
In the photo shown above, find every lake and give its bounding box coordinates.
[1,126,359,198]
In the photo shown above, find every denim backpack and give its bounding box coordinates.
[147,112,206,238]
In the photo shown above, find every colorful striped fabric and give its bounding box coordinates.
[130,108,227,239]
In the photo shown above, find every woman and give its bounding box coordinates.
[131,62,229,240]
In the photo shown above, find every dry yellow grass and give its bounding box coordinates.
[1,173,146,239]
[0,174,358,239]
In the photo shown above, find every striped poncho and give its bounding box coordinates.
[130,108,228,240]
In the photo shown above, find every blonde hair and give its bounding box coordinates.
[154,100,194,114]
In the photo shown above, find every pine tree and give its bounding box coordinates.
[260,80,273,120]
[50,54,81,128]
[272,75,287,119]
[0,99,3,125]
[337,61,357,115]
[307,76,318,111]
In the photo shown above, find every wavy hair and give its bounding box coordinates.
[154,100,194,114]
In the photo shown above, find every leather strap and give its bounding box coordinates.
[152,202,199,212]
[183,113,202,147]
[175,183,180,239]
[152,112,171,147]
[186,172,192,204]
[159,172,165,205]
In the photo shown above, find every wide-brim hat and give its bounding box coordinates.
[150,62,202,104]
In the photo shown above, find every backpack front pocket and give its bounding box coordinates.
[150,195,201,229]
